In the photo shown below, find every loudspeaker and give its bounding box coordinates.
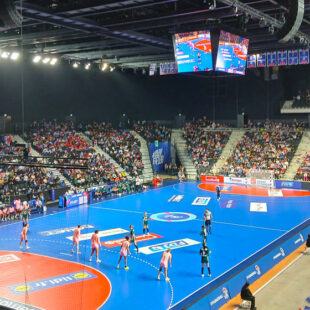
[277,0,304,43]
[0,0,22,30]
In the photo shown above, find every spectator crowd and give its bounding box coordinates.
[295,151,310,181]
[134,121,171,142]
[220,121,304,179]
[0,135,62,203]
[86,122,144,177]
[27,121,124,188]
[183,117,231,175]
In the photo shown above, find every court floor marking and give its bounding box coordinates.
[0,237,174,309]
[89,205,145,214]
[0,245,112,310]
[198,219,288,232]
[0,183,178,230]
[89,206,288,233]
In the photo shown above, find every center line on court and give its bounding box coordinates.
[195,219,288,232]
[89,206,144,214]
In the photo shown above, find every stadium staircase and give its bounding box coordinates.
[171,129,197,180]
[11,135,72,188]
[211,129,246,174]
[130,130,154,183]
[283,129,310,180]
[78,132,127,177]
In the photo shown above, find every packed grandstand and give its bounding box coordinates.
[1,117,309,211]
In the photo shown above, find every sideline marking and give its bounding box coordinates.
[59,252,73,256]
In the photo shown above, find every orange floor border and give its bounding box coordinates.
[219,243,306,310]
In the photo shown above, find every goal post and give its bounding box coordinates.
[246,169,275,188]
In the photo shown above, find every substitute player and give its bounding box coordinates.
[203,208,213,234]
[129,225,139,253]
[157,248,172,281]
[19,223,30,249]
[200,244,211,277]
[89,230,101,263]
[71,225,81,254]
[117,236,131,270]
[200,225,207,247]
[143,212,149,235]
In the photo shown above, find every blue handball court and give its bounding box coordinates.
[0,181,309,310]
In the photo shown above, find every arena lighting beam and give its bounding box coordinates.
[217,0,309,43]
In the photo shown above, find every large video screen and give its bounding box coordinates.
[173,30,213,73]
[215,30,249,75]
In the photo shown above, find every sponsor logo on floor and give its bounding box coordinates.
[192,197,211,206]
[102,233,163,248]
[139,238,200,255]
[210,287,230,306]
[150,212,197,222]
[220,199,237,208]
[168,195,184,202]
[220,186,232,192]
[0,254,20,264]
[39,225,94,236]
[273,247,285,260]
[250,202,267,212]
[0,297,43,310]
[66,228,128,241]
[8,271,96,295]
[268,189,283,197]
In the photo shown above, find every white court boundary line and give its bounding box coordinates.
[0,183,178,230]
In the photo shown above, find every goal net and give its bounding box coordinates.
[246,169,275,188]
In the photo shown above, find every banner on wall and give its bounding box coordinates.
[149,142,171,172]
[201,175,224,183]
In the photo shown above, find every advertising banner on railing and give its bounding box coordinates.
[59,192,88,208]
[201,175,224,183]
[149,142,171,172]
[275,180,302,190]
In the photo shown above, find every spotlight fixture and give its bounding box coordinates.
[33,55,41,63]
[85,63,91,70]
[10,52,19,60]
[42,57,51,64]
[109,66,115,72]
[1,51,9,59]
[73,62,79,68]
[100,63,108,71]
[50,58,58,65]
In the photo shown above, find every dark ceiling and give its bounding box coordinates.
[1,0,310,69]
